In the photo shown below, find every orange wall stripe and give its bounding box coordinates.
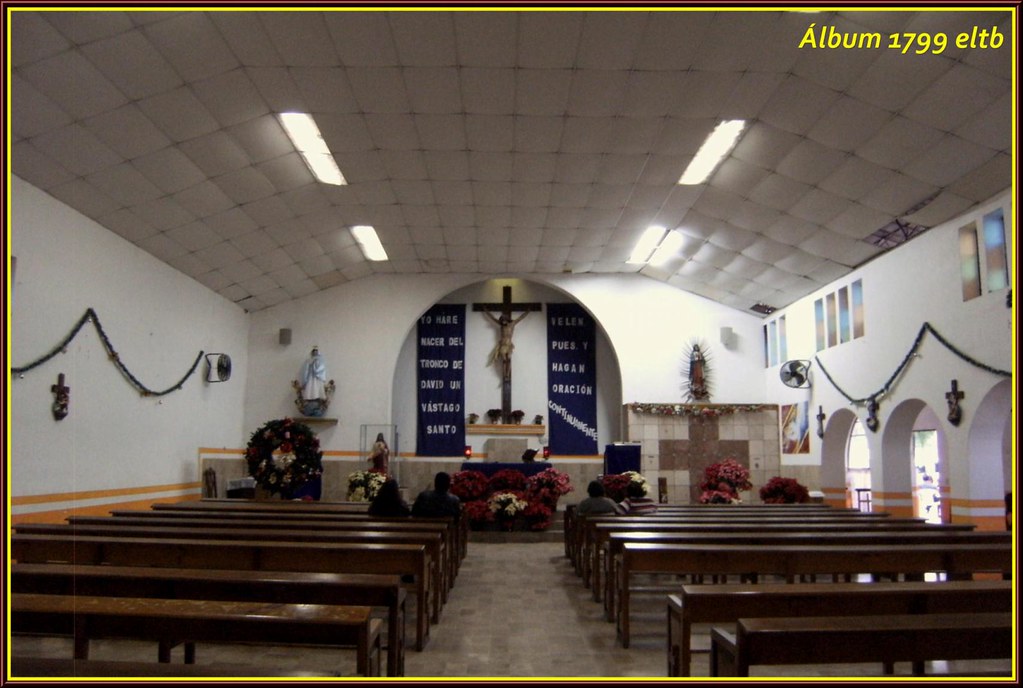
[10,494,199,525]
[11,482,200,506]
[946,498,1007,509]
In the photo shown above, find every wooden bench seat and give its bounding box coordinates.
[12,562,407,677]
[615,542,1011,648]
[604,529,1009,618]
[666,579,1012,676]
[575,513,937,584]
[10,657,333,678]
[11,593,383,677]
[17,521,446,626]
[79,513,460,592]
[584,520,976,594]
[710,612,1013,677]
[150,499,469,568]
[11,534,433,652]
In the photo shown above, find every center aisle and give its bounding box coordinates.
[404,541,665,678]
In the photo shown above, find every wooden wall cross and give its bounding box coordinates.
[51,372,70,420]
[945,379,964,426]
[472,286,542,423]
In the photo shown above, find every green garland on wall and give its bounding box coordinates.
[815,321,1011,405]
[11,307,204,397]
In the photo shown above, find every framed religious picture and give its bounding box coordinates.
[781,402,810,454]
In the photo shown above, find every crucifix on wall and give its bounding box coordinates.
[472,286,541,423]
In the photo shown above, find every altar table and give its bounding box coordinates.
[459,462,551,478]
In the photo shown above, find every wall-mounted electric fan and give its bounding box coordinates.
[205,353,232,382]
[779,359,811,388]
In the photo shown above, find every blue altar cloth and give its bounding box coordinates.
[460,462,552,478]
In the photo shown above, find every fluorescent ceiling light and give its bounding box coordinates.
[351,225,388,261]
[278,112,346,186]
[678,119,746,185]
[628,225,668,264]
[649,230,685,267]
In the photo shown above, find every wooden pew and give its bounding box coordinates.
[132,505,466,581]
[616,542,1011,648]
[666,579,1012,676]
[17,522,446,625]
[605,529,1009,618]
[574,512,904,582]
[588,519,977,602]
[75,513,458,598]
[11,593,383,677]
[11,534,433,652]
[710,612,1013,677]
[567,504,882,564]
[12,562,407,677]
[582,516,964,596]
[152,499,469,567]
[10,657,331,678]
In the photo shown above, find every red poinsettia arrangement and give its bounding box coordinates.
[699,458,752,504]
[457,467,573,531]
[450,470,489,501]
[759,476,810,504]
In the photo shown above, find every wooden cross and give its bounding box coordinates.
[865,397,880,433]
[472,286,542,423]
[946,379,964,426]
[51,372,70,421]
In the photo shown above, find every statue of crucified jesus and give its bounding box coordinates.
[482,310,530,381]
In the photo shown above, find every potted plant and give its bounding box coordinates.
[510,409,525,424]
[486,408,502,424]
[533,414,544,425]
[467,412,479,425]
[759,476,810,504]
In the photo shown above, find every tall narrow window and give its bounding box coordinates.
[837,286,851,343]
[768,319,778,367]
[959,223,981,300]
[762,324,770,368]
[851,279,864,339]
[777,315,787,363]
[826,293,838,348]
[814,298,826,351]
[983,208,1008,292]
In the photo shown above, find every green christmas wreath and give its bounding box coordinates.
[246,417,323,497]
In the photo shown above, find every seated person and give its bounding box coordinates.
[411,471,461,519]
[368,478,410,518]
[619,481,657,515]
[577,479,623,516]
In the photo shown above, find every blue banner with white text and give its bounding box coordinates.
[547,302,597,455]
[416,304,466,456]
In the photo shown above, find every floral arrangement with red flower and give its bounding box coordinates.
[601,471,648,503]
[699,458,751,504]
[459,467,574,531]
[525,468,574,506]
[487,468,528,493]
[246,417,322,498]
[450,470,489,501]
[759,476,810,504]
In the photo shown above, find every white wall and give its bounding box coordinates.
[764,189,1012,506]
[10,176,250,503]
[246,272,767,456]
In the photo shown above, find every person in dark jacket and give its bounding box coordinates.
[411,471,461,519]
[368,478,410,517]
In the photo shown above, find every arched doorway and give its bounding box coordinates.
[965,378,1013,530]
[819,407,862,509]
[879,399,946,519]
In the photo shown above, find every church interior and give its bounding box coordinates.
[7,6,1015,681]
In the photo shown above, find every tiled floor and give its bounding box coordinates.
[12,540,1014,680]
